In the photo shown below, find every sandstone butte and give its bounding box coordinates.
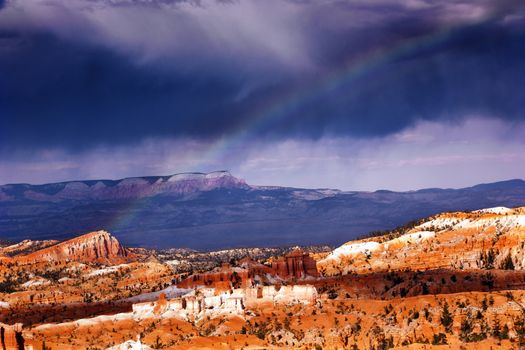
[2,206,525,349]
[11,230,133,265]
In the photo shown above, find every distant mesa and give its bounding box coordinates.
[167,170,235,182]
[0,170,249,202]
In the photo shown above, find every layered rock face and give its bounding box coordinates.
[132,285,318,322]
[245,285,318,305]
[177,263,252,290]
[0,323,26,350]
[271,249,319,278]
[133,288,246,322]
[178,251,319,291]
[318,206,525,276]
[18,230,131,265]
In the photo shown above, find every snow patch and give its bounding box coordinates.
[397,231,435,243]
[34,312,135,332]
[473,207,512,214]
[205,171,231,179]
[164,259,182,266]
[124,285,191,303]
[85,264,128,277]
[417,212,525,232]
[21,278,49,288]
[417,217,461,231]
[106,339,152,350]
[167,173,205,182]
[326,241,380,261]
[456,215,525,229]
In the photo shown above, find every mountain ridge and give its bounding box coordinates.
[1,173,525,249]
[2,171,524,193]
[1,170,236,187]
[0,170,248,201]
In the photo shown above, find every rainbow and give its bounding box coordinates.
[108,195,154,236]
[195,12,499,167]
[108,13,497,235]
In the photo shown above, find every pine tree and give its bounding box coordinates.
[500,254,515,270]
[440,302,453,333]
[492,316,500,337]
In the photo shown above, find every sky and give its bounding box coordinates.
[0,0,524,191]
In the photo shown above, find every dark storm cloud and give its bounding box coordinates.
[0,32,249,149]
[0,0,524,149]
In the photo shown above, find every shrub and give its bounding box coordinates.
[327,289,338,299]
[431,333,447,345]
[479,249,496,269]
[491,316,508,340]
[0,278,16,293]
[481,273,495,289]
[459,311,487,343]
[499,254,515,270]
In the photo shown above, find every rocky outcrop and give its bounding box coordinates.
[271,249,319,279]
[132,288,245,322]
[177,263,252,290]
[132,285,318,322]
[18,231,131,265]
[245,285,318,306]
[0,240,58,258]
[0,323,27,350]
[318,206,525,276]
[178,252,319,291]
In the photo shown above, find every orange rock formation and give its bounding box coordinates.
[17,230,132,265]
[318,206,525,276]
[5,207,525,349]
[0,323,25,350]
[271,249,319,279]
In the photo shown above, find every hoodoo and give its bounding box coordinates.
[271,249,319,279]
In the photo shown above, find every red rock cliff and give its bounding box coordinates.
[18,230,131,265]
[0,323,25,350]
[271,249,319,279]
